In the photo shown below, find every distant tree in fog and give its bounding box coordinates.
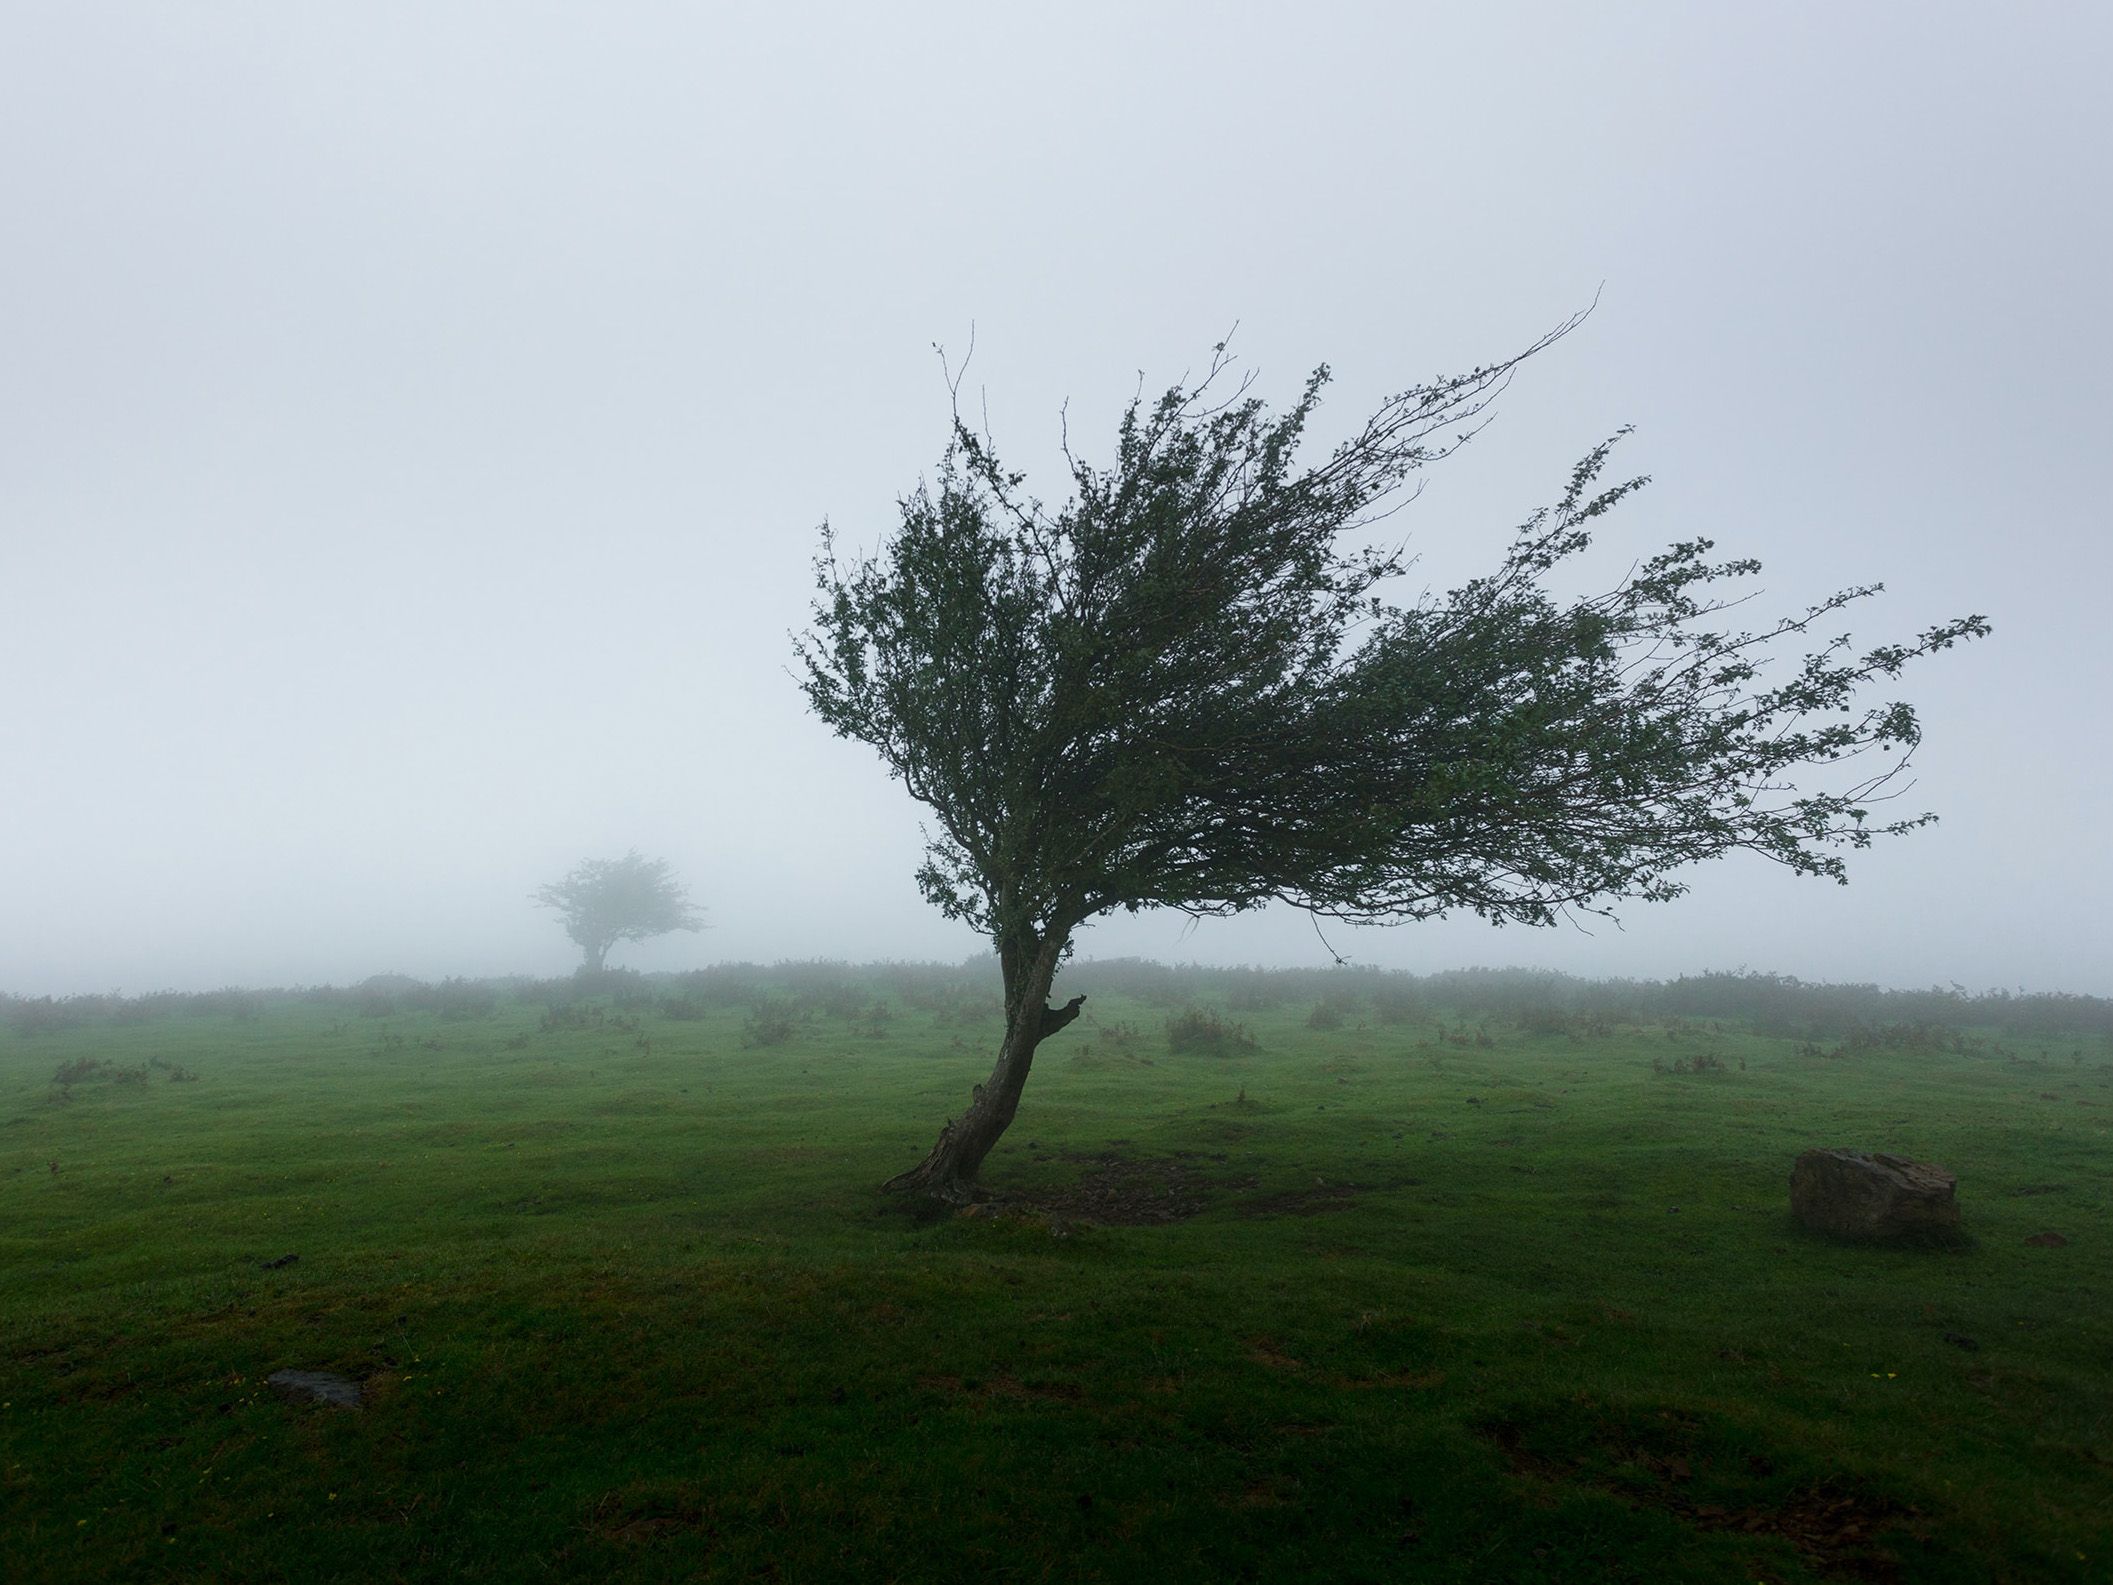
[796,317,1989,1203]
[533,852,705,972]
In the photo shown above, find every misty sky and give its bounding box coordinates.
[3,4,2106,997]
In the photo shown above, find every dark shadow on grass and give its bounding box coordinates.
[877,1149,1435,1229]
[1479,1396,1933,1581]
[1781,1216,1979,1255]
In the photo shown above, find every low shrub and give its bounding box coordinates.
[1371,982,1426,1026]
[1165,1008,1256,1056]
[1225,971,1289,1012]
[411,978,498,1020]
[184,988,260,1022]
[9,998,86,1037]
[1652,1051,1728,1075]
[1843,1022,1974,1055]
[570,967,655,1005]
[741,1001,799,1049]
[1428,1022,1497,1049]
[51,1057,149,1091]
[665,966,764,1008]
[796,982,868,1021]
[539,1004,608,1033]
[1517,1005,1615,1039]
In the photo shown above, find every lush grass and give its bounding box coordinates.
[2,974,2108,1582]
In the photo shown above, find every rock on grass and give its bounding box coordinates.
[266,1369,362,1409]
[1790,1149,1960,1241]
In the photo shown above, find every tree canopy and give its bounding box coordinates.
[796,322,1987,1199]
[532,851,705,973]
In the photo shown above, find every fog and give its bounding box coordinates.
[2,4,2105,997]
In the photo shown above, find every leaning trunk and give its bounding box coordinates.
[883,931,1084,1203]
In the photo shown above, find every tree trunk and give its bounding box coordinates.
[581,940,609,973]
[883,931,1084,1203]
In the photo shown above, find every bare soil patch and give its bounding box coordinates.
[1231,1179,1363,1217]
[1026,1150,1222,1224]
[1006,1148,1413,1225]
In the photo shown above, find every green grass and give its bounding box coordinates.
[2,978,2109,1582]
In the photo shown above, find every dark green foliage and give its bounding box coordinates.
[798,325,1986,953]
[794,326,1984,1186]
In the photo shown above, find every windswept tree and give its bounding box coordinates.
[797,319,1987,1202]
[533,851,705,972]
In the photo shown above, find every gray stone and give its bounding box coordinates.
[266,1369,362,1409]
[1790,1149,1959,1240]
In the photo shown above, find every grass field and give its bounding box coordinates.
[2,965,2108,1582]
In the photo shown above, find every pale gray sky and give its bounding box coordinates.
[2,3,2106,995]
